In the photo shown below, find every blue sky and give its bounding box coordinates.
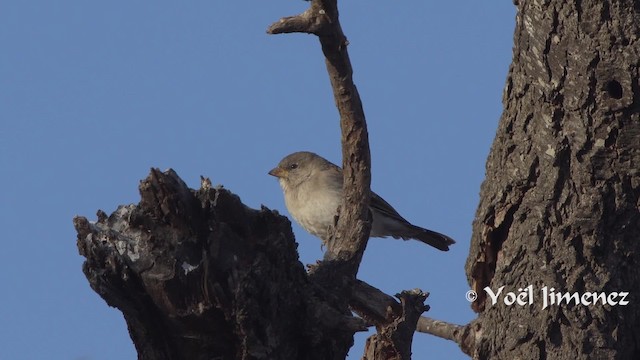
[0,1,515,359]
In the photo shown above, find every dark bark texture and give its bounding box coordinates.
[75,170,368,360]
[76,171,305,359]
[466,0,640,359]
[362,290,427,360]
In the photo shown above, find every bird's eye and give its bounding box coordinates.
[289,163,298,170]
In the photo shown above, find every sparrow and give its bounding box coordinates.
[268,151,455,251]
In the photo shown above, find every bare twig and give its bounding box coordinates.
[267,4,331,36]
[351,279,475,354]
[416,317,464,341]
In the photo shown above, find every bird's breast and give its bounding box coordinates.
[284,185,342,240]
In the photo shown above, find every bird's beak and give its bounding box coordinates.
[268,167,287,178]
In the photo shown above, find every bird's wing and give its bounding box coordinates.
[369,192,411,225]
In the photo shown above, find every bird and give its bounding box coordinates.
[268,151,455,251]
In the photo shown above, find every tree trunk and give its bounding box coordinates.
[465,0,640,359]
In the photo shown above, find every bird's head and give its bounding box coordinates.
[269,151,328,190]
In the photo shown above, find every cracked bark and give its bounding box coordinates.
[76,170,370,360]
[466,0,640,359]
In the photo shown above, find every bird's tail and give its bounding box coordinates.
[404,225,455,251]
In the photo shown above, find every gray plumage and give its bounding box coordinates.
[268,151,455,251]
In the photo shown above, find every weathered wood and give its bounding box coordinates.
[466,0,640,358]
[75,169,363,360]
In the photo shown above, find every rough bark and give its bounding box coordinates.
[362,290,427,360]
[75,170,362,360]
[466,0,640,359]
